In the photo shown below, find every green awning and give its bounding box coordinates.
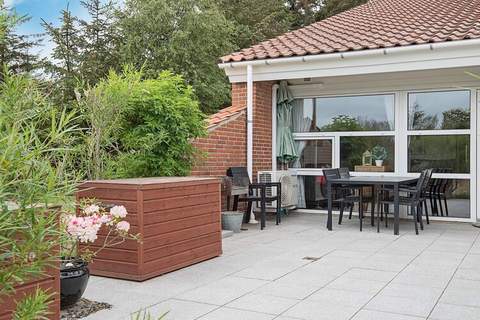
[276,81,298,164]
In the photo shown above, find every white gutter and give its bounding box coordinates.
[219,39,480,70]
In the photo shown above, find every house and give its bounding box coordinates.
[192,0,480,222]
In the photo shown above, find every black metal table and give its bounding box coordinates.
[326,176,419,235]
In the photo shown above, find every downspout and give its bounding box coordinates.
[246,64,253,181]
[246,64,258,224]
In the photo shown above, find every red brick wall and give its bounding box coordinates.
[191,111,247,176]
[192,81,275,180]
[252,81,275,180]
[191,81,275,209]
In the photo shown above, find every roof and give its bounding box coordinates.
[221,0,480,63]
[207,105,246,129]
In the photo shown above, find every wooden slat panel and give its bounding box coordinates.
[83,247,138,263]
[143,223,220,249]
[89,258,139,275]
[143,193,219,213]
[143,232,220,262]
[142,183,219,200]
[77,187,138,201]
[143,243,221,275]
[143,203,214,225]
[143,212,219,237]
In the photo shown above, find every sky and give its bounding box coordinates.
[7,0,90,58]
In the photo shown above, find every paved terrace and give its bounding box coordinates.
[84,213,480,320]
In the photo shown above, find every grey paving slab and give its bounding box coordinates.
[225,293,299,315]
[80,212,480,320]
[429,303,480,320]
[439,287,480,308]
[283,299,359,320]
[365,294,437,317]
[343,268,398,282]
[352,309,425,320]
[325,276,387,294]
[196,307,275,320]
[253,281,319,300]
[175,276,269,305]
[138,299,217,320]
[307,288,375,308]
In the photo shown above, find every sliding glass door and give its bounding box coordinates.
[406,90,473,219]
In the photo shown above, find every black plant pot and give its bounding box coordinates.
[60,258,90,309]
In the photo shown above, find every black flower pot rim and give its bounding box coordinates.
[60,257,89,272]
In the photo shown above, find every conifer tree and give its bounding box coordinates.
[77,0,120,85]
[0,3,42,75]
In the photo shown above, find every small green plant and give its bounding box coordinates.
[12,289,51,320]
[371,145,388,161]
[131,309,169,320]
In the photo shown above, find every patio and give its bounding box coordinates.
[83,212,480,320]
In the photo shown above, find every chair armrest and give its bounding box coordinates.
[249,183,266,190]
[250,182,281,189]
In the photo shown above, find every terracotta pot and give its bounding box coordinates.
[60,258,89,308]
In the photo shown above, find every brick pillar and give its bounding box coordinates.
[230,81,276,181]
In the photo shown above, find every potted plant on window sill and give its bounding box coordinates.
[61,201,140,308]
[371,145,388,167]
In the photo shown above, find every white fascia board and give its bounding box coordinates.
[220,39,480,83]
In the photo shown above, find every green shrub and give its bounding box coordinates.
[112,70,206,177]
[75,66,142,180]
[77,67,206,179]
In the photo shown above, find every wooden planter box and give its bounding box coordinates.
[0,265,60,320]
[77,177,222,281]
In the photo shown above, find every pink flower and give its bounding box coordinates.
[99,214,112,224]
[66,215,101,243]
[116,221,130,232]
[110,205,128,218]
[84,204,100,215]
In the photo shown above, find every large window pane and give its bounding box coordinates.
[408,179,470,219]
[295,140,333,169]
[408,90,470,130]
[408,135,470,173]
[442,179,470,219]
[292,94,395,132]
[340,136,395,172]
[302,176,327,209]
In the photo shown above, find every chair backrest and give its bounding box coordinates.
[226,167,251,188]
[421,168,434,192]
[338,167,351,179]
[323,168,340,182]
[413,170,428,201]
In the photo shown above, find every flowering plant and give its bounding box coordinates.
[62,200,139,264]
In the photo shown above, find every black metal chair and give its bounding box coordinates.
[226,167,281,230]
[378,169,429,235]
[338,167,374,221]
[323,168,368,231]
[429,169,451,217]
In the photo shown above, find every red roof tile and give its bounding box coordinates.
[207,105,246,129]
[221,0,480,63]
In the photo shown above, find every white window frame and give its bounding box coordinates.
[290,92,397,176]
[273,86,478,222]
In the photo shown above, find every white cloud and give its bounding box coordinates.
[4,0,24,7]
